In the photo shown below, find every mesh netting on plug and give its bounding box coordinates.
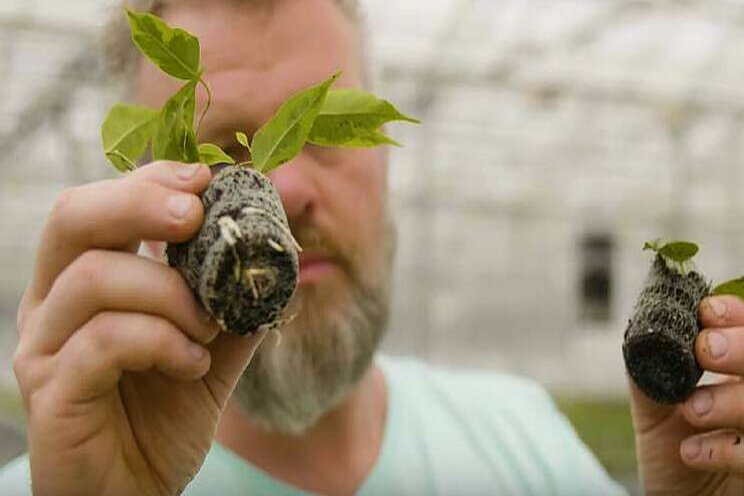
[623,254,711,403]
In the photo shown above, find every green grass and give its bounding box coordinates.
[555,396,637,479]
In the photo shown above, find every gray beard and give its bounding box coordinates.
[232,221,394,435]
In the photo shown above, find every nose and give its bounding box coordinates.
[266,157,317,222]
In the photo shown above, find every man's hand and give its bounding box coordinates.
[631,295,744,495]
[14,162,266,496]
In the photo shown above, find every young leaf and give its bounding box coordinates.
[659,242,699,263]
[308,89,419,147]
[643,239,699,263]
[126,10,201,81]
[643,239,662,253]
[712,277,744,301]
[152,80,200,163]
[236,132,251,149]
[101,104,159,172]
[251,72,341,173]
[198,143,236,166]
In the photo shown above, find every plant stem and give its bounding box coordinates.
[195,78,213,139]
[107,151,138,172]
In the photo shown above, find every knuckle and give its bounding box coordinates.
[66,329,110,376]
[12,343,48,394]
[151,318,176,350]
[12,346,32,388]
[47,186,80,231]
[69,250,109,289]
[160,265,187,298]
[81,313,117,355]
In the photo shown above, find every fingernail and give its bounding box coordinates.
[198,306,214,325]
[707,331,728,359]
[176,163,201,180]
[199,307,222,333]
[707,297,727,319]
[682,437,702,460]
[189,342,207,361]
[690,389,713,416]
[168,195,193,219]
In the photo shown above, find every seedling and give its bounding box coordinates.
[624,239,744,403]
[101,10,419,335]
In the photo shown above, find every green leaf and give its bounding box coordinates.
[152,80,200,163]
[101,104,159,172]
[308,89,419,148]
[126,10,201,81]
[236,132,251,149]
[198,143,236,166]
[320,89,420,124]
[659,242,699,263]
[713,277,744,301]
[251,72,341,173]
[311,127,402,148]
[643,239,699,263]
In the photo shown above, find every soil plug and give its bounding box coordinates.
[166,167,299,334]
[623,241,709,403]
[100,10,419,335]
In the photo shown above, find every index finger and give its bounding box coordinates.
[699,295,744,329]
[29,162,212,302]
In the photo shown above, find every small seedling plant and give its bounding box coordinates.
[101,10,419,335]
[624,239,744,403]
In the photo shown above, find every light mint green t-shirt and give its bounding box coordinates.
[0,355,627,495]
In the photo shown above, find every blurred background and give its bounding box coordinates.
[4,0,744,492]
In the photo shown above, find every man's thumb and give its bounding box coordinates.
[203,330,269,409]
[627,375,678,435]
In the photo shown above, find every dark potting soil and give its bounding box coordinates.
[167,167,299,336]
[623,255,710,404]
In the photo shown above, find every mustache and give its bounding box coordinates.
[290,223,358,282]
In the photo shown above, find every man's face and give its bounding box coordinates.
[136,0,393,433]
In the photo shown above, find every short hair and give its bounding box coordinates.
[102,0,363,81]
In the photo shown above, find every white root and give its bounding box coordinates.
[243,268,277,300]
[242,207,302,253]
[218,216,243,246]
[267,239,285,253]
[246,271,259,300]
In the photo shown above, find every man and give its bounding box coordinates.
[3,0,744,494]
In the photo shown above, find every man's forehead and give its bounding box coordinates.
[161,0,357,76]
[151,0,359,23]
[136,0,363,135]
[103,0,364,97]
